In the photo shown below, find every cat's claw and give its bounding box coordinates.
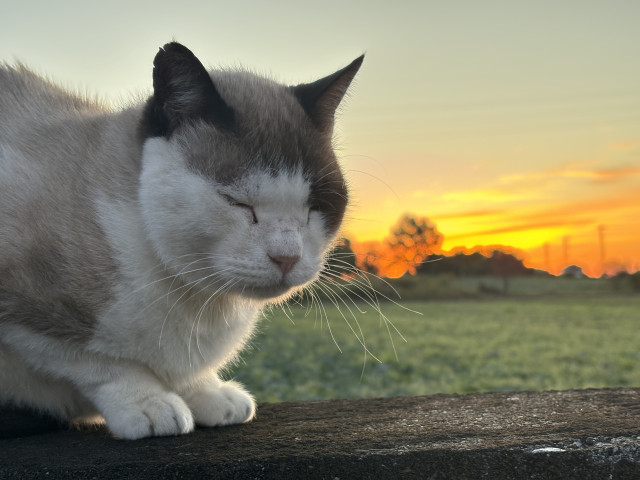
[103,392,194,440]
[186,381,256,427]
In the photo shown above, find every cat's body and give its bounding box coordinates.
[0,43,362,439]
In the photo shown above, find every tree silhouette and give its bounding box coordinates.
[418,251,491,276]
[382,214,444,276]
[487,250,530,293]
[358,248,380,275]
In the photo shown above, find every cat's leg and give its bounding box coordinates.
[0,342,99,423]
[181,375,256,427]
[2,332,194,439]
[78,362,195,440]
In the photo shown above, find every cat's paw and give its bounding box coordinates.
[104,392,194,440]
[186,381,256,427]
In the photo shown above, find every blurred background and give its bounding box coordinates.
[3,0,639,401]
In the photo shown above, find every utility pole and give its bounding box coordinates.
[598,225,606,277]
[543,242,551,274]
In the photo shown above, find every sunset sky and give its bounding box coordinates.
[2,1,638,276]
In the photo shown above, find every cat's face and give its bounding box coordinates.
[140,138,337,300]
[138,43,362,302]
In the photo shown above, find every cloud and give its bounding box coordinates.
[609,140,639,152]
[504,164,640,182]
[446,218,593,242]
[446,163,640,206]
[587,166,640,183]
[493,194,640,227]
[442,186,536,203]
[432,209,506,221]
[442,190,640,243]
[552,194,640,216]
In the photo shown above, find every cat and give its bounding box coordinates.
[0,42,363,439]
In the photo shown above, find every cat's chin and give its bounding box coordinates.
[238,282,305,302]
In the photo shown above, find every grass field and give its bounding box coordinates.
[227,277,640,403]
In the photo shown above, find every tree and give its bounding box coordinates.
[382,214,444,276]
[487,250,530,293]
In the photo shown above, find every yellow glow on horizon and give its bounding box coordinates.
[442,228,566,252]
[344,184,640,277]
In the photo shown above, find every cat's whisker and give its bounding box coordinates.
[189,277,240,367]
[312,166,343,184]
[279,303,296,325]
[313,279,372,378]
[311,290,323,331]
[143,267,219,323]
[320,271,373,315]
[318,260,410,361]
[314,161,339,176]
[311,279,380,363]
[104,253,223,316]
[326,258,422,317]
[319,283,373,320]
[166,256,216,305]
[299,291,316,320]
[196,278,242,358]
[323,261,387,304]
[322,266,410,346]
[318,279,379,356]
[320,278,376,322]
[307,284,342,353]
[158,267,236,348]
[283,301,296,325]
[322,261,385,309]
[344,168,400,201]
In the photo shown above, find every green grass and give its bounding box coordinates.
[358,273,627,301]
[227,289,640,403]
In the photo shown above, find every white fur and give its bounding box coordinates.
[0,136,333,439]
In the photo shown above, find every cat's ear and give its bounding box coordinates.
[144,42,234,137]
[292,55,364,134]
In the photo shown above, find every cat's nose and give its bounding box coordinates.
[268,254,300,277]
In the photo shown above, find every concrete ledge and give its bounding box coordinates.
[2,388,640,479]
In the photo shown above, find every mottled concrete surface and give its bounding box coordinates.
[2,389,640,479]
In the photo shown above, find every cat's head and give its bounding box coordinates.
[138,42,362,301]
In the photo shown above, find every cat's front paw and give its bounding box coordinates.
[186,380,256,427]
[103,392,194,440]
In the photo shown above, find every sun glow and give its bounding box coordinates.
[345,178,640,278]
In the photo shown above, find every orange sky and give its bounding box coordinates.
[2,2,638,277]
[334,4,640,278]
[344,156,640,277]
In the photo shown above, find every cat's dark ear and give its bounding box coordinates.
[142,42,234,138]
[292,55,364,134]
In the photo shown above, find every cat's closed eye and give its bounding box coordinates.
[222,194,258,224]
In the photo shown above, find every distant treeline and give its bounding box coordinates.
[327,240,540,279]
[416,251,538,277]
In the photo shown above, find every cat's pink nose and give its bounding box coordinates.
[269,254,300,276]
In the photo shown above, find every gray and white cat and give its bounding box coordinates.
[0,42,362,439]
